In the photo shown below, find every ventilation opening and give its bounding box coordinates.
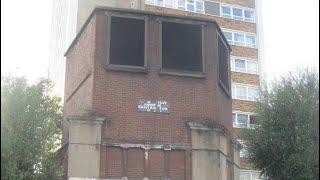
[162,22,203,72]
[218,35,229,90]
[109,16,145,67]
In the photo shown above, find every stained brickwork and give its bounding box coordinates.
[232,100,257,112]
[64,8,241,180]
[149,150,165,179]
[230,45,258,59]
[127,149,145,179]
[231,72,260,86]
[105,147,123,178]
[62,15,97,143]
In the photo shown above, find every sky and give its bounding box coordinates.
[1,0,52,83]
[260,0,319,83]
[1,0,319,85]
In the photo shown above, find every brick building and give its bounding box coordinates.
[62,6,242,179]
[53,0,265,180]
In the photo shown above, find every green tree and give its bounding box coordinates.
[243,69,319,180]
[1,76,63,180]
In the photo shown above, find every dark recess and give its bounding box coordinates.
[109,16,145,66]
[162,22,202,72]
[218,35,229,90]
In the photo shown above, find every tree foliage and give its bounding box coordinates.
[243,69,319,180]
[1,76,63,180]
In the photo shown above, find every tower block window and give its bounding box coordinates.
[109,16,145,67]
[162,21,203,72]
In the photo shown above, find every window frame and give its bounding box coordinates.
[195,0,205,13]
[220,5,232,18]
[145,0,155,5]
[155,0,164,6]
[217,30,231,97]
[204,0,220,16]
[245,34,256,48]
[232,83,259,101]
[230,56,259,75]
[164,0,175,8]
[234,32,245,46]
[232,111,258,129]
[244,9,255,22]
[219,3,256,23]
[232,7,244,21]
[237,139,249,158]
[105,14,148,73]
[186,0,195,12]
[178,0,186,10]
[221,29,257,48]
[145,0,256,23]
[240,170,265,180]
[159,18,206,78]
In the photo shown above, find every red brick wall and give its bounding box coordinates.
[65,9,235,179]
[169,150,186,180]
[57,144,68,180]
[149,150,165,179]
[101,148,188,179]
[127,148,145,179]
[63,15,97,142]
[105,147,123,178]
[92,11,233,143]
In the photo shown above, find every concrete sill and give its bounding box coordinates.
[105,64,147,73]
[159,69,206,79]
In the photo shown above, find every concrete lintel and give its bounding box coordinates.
[187,121,231,137]
[102,141,190,150]
[69,178,110,180]
[67,116,106,124]
[120,144,151,150]
[192,148,229,158]
[117,143,163,150]
[188,121,211,131]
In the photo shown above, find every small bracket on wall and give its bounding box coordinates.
[163,144,171,151]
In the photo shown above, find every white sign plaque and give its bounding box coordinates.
[138,100,170,113]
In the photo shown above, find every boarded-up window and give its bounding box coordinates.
[218,34,230,91]
[205,1,220,16]
[106,147,123,178]
[169,150,185,179]
[149,150,165,179]
[127,148,144,179]
[109,17,145,66]
[162,22,203,72]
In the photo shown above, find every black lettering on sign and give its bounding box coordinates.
[138,100,170,114]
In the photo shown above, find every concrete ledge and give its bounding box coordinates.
[187,120,231,137]
[67,116,106,124]
[101,140,191,150]
[69,178,128,180]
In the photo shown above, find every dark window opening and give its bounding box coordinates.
[109,17,145,66]
[218,35,229,90]
[162,22,203,72]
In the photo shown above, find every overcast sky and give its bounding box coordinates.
[1,0,319,85]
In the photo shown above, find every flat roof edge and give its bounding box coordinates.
[64,6,231,57]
